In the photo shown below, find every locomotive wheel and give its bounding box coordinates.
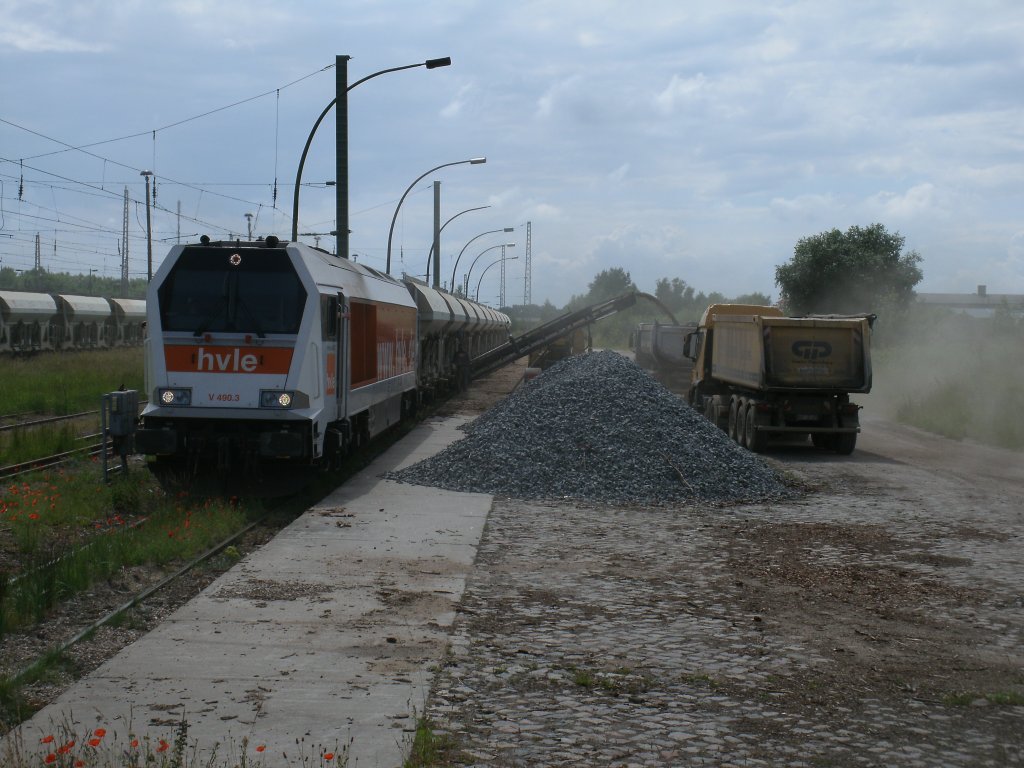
[728,398,739,442]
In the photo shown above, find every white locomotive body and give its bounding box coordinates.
[135,237,509,470]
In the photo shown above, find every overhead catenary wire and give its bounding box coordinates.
[7,64,334,162]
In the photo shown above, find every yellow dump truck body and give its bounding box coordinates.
[711,314,872,392]
[686,304,874,455]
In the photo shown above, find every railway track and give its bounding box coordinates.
[0,438,107,481]
[0,408,423,728]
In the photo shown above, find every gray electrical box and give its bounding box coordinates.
[106,389,139,437]
[102,389,139,480]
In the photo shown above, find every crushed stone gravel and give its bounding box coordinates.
[388,350,790,504]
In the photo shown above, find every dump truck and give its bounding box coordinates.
[630,321,698,394]
[684,304,874,454]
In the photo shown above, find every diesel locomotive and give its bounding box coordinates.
[134,236,509,471]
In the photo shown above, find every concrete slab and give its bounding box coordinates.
[10,415,490,767]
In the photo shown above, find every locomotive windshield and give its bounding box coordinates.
[158,247,306,336]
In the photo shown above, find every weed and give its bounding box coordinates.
[403,716,460,767]
[944,690,1024,707]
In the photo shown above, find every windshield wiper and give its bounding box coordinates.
[236,297,266,339]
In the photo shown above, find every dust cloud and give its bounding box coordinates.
[866,306,1023,450]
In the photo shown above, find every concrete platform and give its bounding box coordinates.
[11,415,491,767]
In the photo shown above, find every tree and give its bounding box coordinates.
[775,223,923,314]
[654,277,695,313]
[587,267,636,302]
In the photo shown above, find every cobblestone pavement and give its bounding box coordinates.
[423,422,1023,767]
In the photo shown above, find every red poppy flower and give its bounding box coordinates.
[256,745,266,753]
[44,755,56,764]
[93,728,106,738]
[40,735,54,744]
[131,738,139,748]
[324,753,335,760]
[75,761,85,768]
[29,512,39,519]
[88,738,101,747]
[157,739,169,753]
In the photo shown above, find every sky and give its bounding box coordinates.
[1,0,1022,308]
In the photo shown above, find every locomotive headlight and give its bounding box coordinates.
[157,387,192,406]
[260,390,303,409]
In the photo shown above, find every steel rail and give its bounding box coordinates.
[6,516,267,688]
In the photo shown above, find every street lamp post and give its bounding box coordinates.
[464,242,515,295]
[476,255,519,302]
[140,170,153,282]
[290,55,453,251]
[385,157,486,275]
[425,204,490,287]
[450,227,514,294]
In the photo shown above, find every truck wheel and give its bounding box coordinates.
[736,400,749,447]
[728,398,739,442]
[811,433,834,450]
[834,432,857,455]
[703,398,715,422]
[746,406,768,453]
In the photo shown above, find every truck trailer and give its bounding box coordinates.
[630,321,698,394]
[684,304,874,454]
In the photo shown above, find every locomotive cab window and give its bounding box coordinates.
[321,295,339,340]
[158,247,307,336]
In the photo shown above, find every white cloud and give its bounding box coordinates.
[607,163,630,183]
[869,183,941,219]
[0,7,106,53]
[653,73,708,115]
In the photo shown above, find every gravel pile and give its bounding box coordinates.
[389,350,789,504]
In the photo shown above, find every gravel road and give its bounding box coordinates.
[422,362,1024,767]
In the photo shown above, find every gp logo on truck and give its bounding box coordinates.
[792,340,833,360]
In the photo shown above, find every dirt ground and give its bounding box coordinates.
[452,358,1024,715]
[431,357,1024,764]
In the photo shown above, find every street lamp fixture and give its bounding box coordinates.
[290,55,453,249]
[464,242,515,295]
[385,157,486,275]
[425,204,490,285]
[476,255,519,302]
[450,227,514,294]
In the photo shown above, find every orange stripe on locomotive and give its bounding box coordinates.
[164,345,294,374]
[349,300,417,389]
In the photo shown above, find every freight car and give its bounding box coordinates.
[0,290,57,353]
[133,236,509,471]
[0,291,147,353]
[685,304,874,454]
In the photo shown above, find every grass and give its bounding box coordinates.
[0,347,145,467]
[943,690,1024,707]
[0,348,145,417]
[1,420,100,469]
[0,460,255,725]
[403,716,461,768]
[1,462,250,638]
